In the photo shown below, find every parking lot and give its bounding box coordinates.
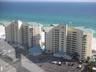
[0,40,88,72]
[28,54,88,72]
[0,40,45,72]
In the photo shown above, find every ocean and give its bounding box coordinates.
[0,2,96,37]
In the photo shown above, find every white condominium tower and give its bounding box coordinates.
[67,27,93,60]
[22,22,42,47]
[3,20,22,44]
[44,24,67,53]
[3,20,42,47]
[44,24,93,60]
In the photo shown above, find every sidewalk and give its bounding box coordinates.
[21,54,44,72]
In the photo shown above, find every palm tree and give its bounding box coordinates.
[88,65,93,72]
[88,62,96,72]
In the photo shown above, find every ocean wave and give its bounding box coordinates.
[0,20,7,23]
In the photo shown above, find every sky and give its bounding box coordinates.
[0,0,96,2]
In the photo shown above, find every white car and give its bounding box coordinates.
[51,61,58,64]
[58,61,61,64]
[8,50,12,53]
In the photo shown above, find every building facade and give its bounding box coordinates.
[44,24,67,53]
[3,20,93,60]
[44,24,93,60]
[3,20,42,48]
[3,20,22,44]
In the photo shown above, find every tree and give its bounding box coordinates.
[87,56,90,60]
[88,65,93,72]
[86,56,90,63]
[88,62,96,72]
[72,52,80,60]
[48,50,51,53]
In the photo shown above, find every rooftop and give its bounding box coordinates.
[28,22,43,27]
[28,44,41,54]
[0,40,16,59]
[56,51,65,56]
[89,57,95,62]
[20,44,25,47]
[75,27,94,33]
[66,52,73,57]
[12,42,19,46]
[3,22,12,27]
[50,24,54,26]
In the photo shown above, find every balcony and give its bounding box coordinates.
[82,43,86,45]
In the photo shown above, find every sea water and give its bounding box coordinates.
[0,2,96,37]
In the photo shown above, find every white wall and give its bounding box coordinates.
[44,27,53,52]
[18,20,23,44]
[59,24,67,52]
[92,38,96,50]
[5,23,12,43]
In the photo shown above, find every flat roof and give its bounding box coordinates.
[0,40,16,60]
[20,44,25,47]
[3,22,11,27]
[41,46,45,51]
[89,58,95,62]
[66,52,73,57]
[75,27,94,33]
[28,44,41,54]
[56,51,65,56]
[28,22,43,27]
[12,42,19,46]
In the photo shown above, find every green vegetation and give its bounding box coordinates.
[80,66,84,71]
[93,55,96,57]
[83,56,90,63]
[72,52,79,61]
[88,61,96,71]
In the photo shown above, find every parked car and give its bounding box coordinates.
[39,64,44,67]
[68,63,71,66]
[70,63,74,66]
[79,61,82,64]
[58,61,62,66]
[51,61,58,64]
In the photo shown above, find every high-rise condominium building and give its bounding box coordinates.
[44,24,67,53]
[3,20,42,47]
[67,27,93,60]
[44,24,93,60]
